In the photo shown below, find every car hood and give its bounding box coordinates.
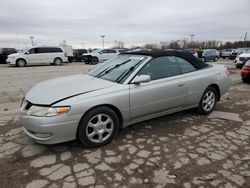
[83,52,96,56]
[25,74,116,105]
[8,53,20,57]
[238,53,250,58]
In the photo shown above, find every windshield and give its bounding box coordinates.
[20,48,29,53]
[91,49,102,53]
[88,54,146,83]
[245,49,250,53]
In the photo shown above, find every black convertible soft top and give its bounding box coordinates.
[123,50,208,69]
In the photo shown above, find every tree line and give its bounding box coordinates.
[130,40,250,50]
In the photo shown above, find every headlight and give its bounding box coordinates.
[27,105,70,117]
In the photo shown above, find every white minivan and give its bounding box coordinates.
[7,46,68,67]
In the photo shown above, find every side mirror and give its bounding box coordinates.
[25,51,30,55]
[131,75,151,84]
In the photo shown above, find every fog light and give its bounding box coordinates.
[34,132,52,138]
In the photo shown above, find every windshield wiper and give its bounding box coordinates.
[115,61,143,83]
[95,60,131,78]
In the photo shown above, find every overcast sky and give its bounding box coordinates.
[0,0,249,49]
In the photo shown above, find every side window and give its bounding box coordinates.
[175,57,196,73]
[100,49,108,54]
[28,48,35,54]
[45,48,53,53]
[35,48,46,53]
[53,48,63,53]
[108,49,116,53]
[138,56,181,80]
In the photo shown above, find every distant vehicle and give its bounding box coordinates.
[6,46,67,67]
[241,60,250,83]
[229,48,250,60]
[221,49,234,59]
[201,49,219,62]
[0,48,17,63]
[82,49,120,64]
[73,49,88,62]
[129,48,152,52]
[182,49,198,58]
[235,49,250,68]
[59,44,74,62]
[19,50,231,147]
[115,48,128,53]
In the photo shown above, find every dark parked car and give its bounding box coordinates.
[229,48,249,60]
[0,48,17,63]
[73,49,88,62]
[221,49,234,59]
[201,49,219,62]
[182,49,198,58]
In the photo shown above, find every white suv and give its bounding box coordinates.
[7,46,67,67]
[82,49,119,64]
[235,50,250,68]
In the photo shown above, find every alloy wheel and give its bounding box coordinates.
[86,114,114,143]
[202,91,215,112]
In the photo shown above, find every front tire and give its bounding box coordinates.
[16,59,26,67]
[242,78,249,83]
[91,57,99,65]
[77,107,119,147]
[197,86,217,115]
[214,57,218,62]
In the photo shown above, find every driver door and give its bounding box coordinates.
[98,49,109,61]
[129,56,187,119]
[24,48,38,64]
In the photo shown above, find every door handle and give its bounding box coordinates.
[178,83,185,87]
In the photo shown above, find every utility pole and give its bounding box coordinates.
[101,35,105,49]
[30,36,34,46]
[244,32,248,47]
[190,34,195,45]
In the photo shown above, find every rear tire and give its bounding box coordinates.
[91,57,99,65]
[77,107,119,148]
[197,86,218,115]
[242,78,248,83]
[54,58,62,65]
[16,59,26,67]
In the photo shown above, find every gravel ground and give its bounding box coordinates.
[0,60,249,188]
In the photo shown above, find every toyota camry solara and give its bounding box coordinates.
[19,50,231,147]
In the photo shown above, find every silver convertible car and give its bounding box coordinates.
[19,50,231,147]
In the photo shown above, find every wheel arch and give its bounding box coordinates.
[77,104,124,135]
[92,56,99,60]
[208,84,221,101]
[16,58,27,64]
[54,57,62,62]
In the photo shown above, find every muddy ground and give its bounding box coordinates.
[0,60,249,188]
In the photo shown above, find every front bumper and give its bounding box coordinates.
[19,111,79,144]
[241,69,250,80]
[235,60,244,68]
[6,58,16,65]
